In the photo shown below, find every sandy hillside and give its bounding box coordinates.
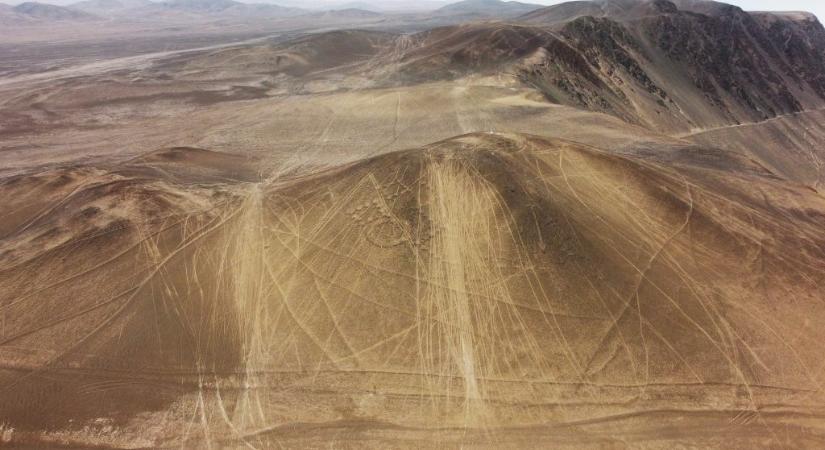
[2,0,825,448]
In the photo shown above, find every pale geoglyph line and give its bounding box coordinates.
[227,185,270,432]
[424,158,482,424]
[422,156,547,426]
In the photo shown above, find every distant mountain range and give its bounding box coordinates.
[7,1,97,20]
[0,0,324,22]
[70,0,152,13]
[1,0,441,23]
[0,0,555,24]
[1,0,822,28]
[436,0,543,18]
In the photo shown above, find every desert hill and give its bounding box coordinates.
[229,0,825,135]
[2,0,825,447]
[2,133,825,446]
[149,7,825,136]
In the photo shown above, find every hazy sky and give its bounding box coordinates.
[6,0,824,20]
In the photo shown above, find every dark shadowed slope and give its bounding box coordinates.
[520,1,825,128]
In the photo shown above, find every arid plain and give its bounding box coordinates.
[2,0,825,447]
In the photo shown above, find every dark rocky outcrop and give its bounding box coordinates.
[518,0,825,128]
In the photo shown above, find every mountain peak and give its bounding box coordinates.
[12,1,96,19]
